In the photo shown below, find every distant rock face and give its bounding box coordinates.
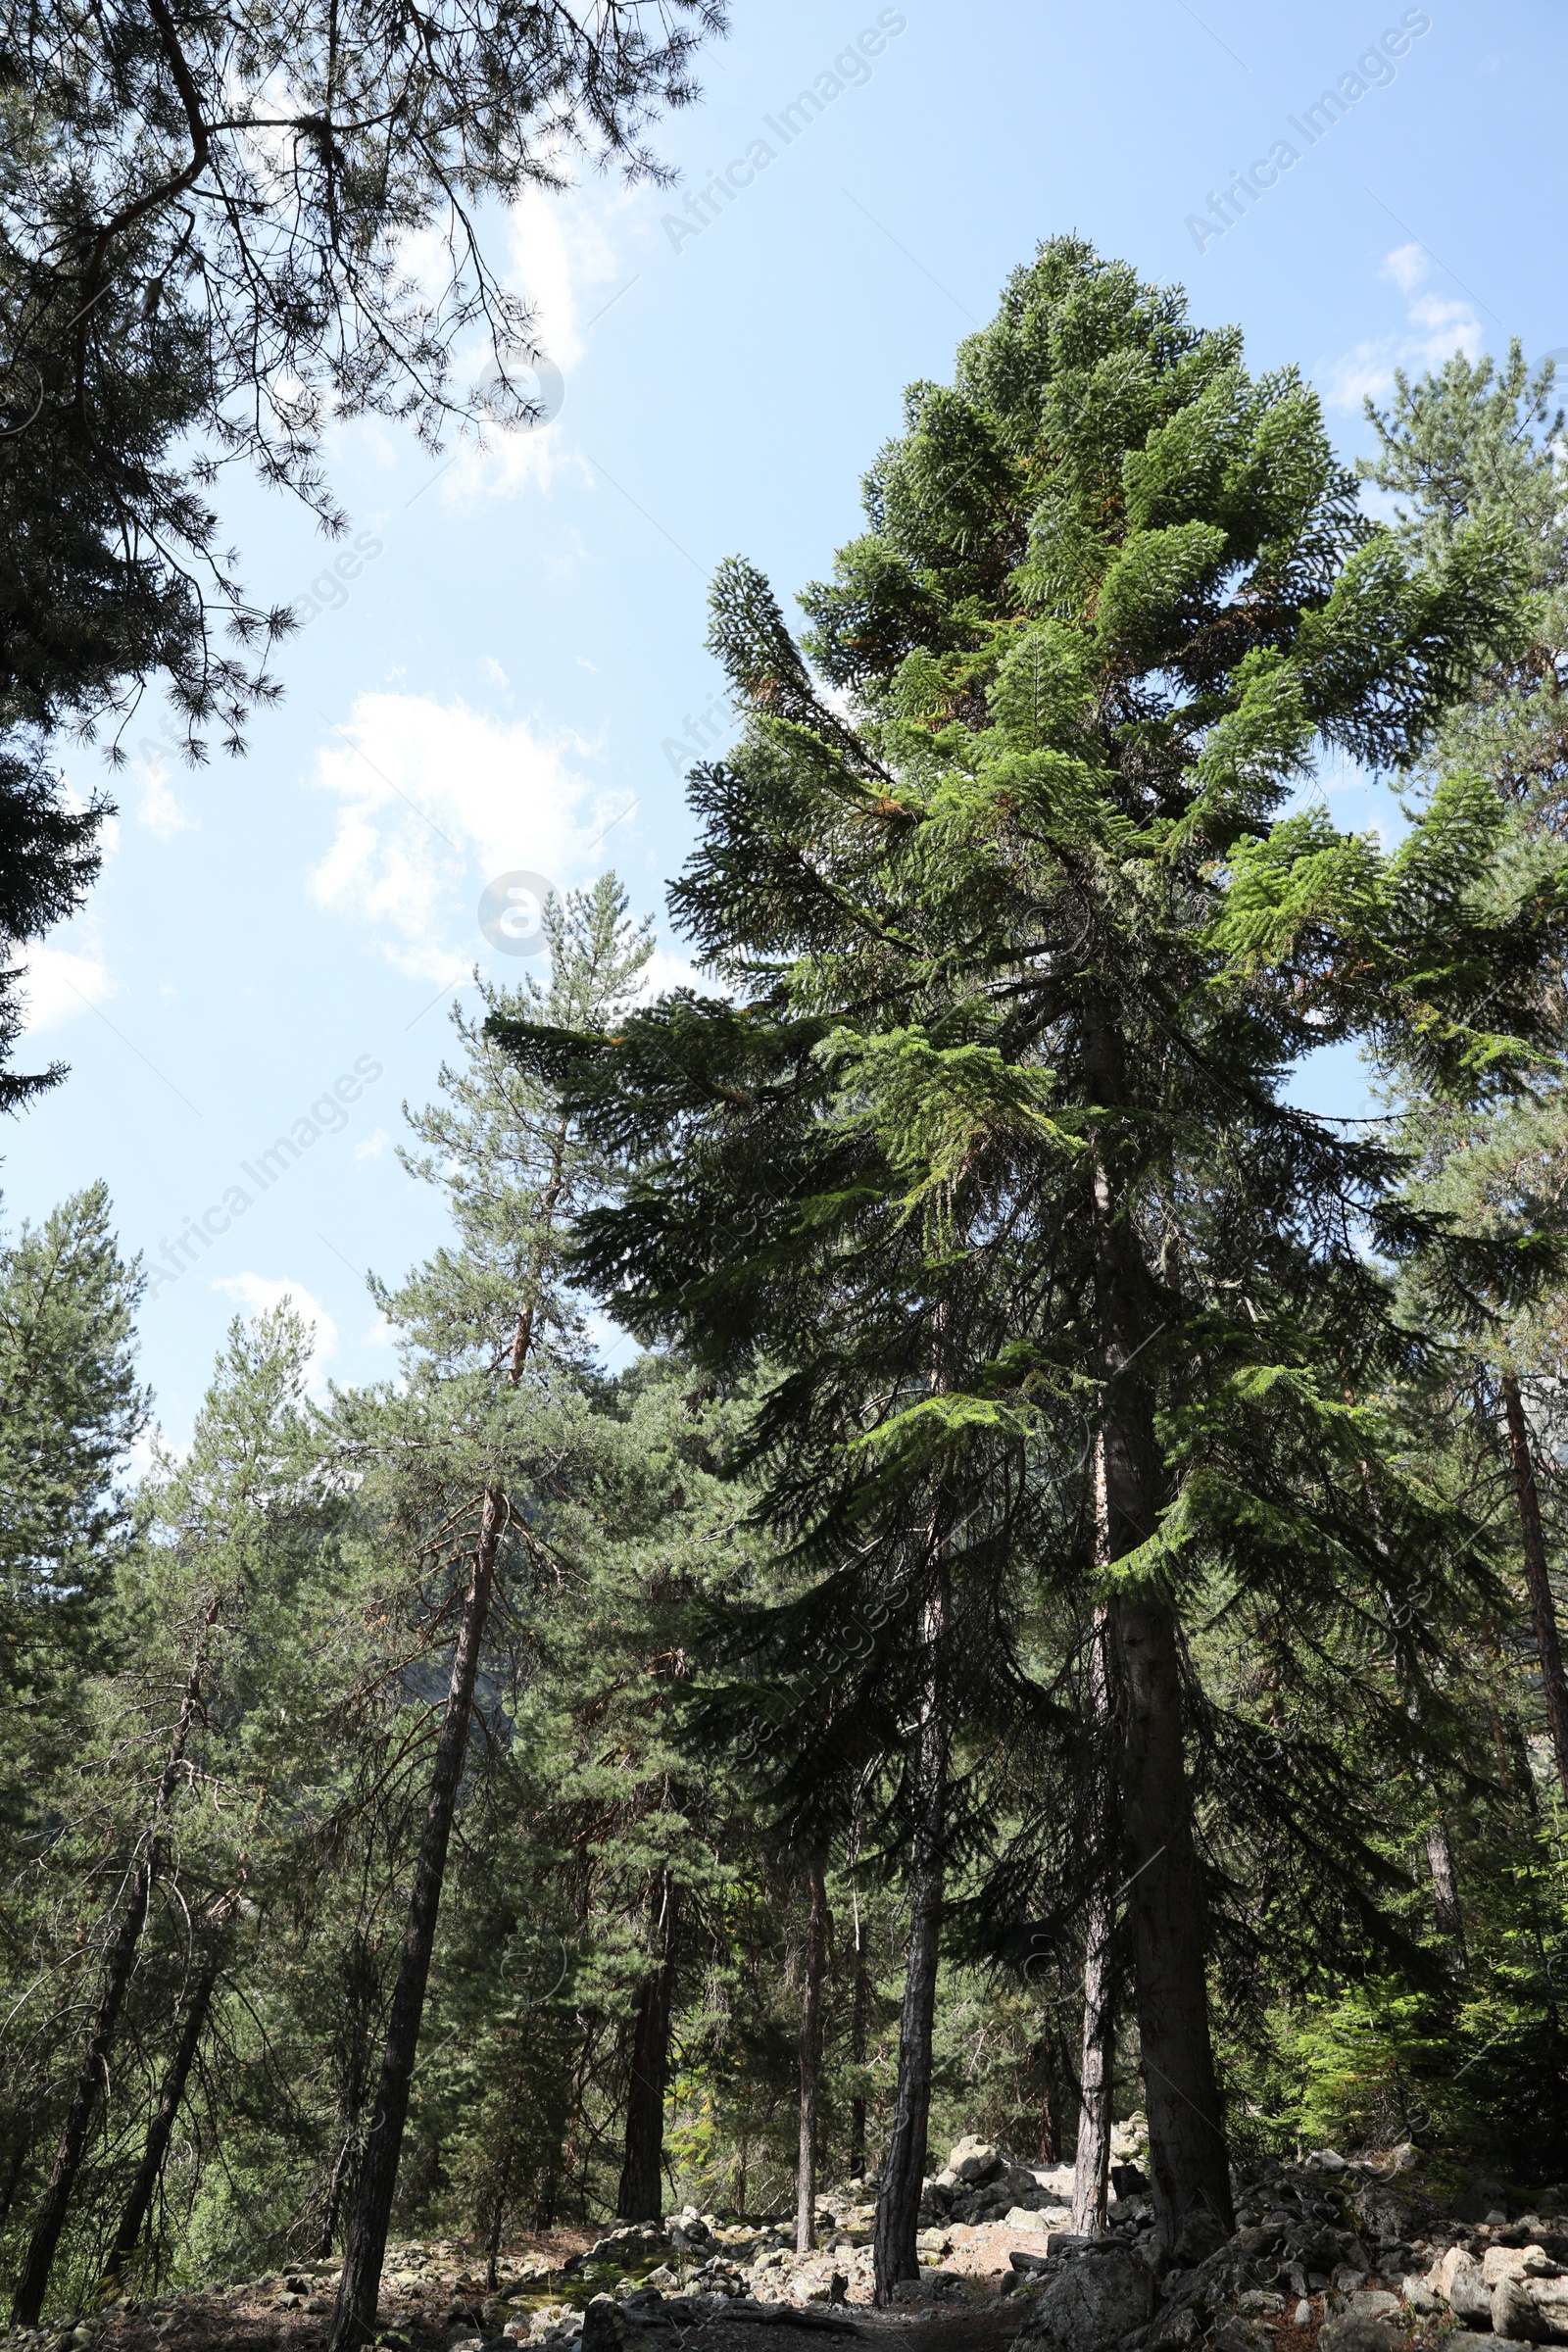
[1014,2245,1155,2352]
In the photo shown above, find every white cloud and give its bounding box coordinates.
[19,944,115,1033]
[410,183,636,510]
[362,1312,397,1348]
[1381,241,1428,296]
[136,762,195,839]
[1321,247,1483,411]
[354,1125,392,1163]
[310,690,620,978]
[207,1272,339,1386]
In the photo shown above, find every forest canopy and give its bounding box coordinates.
[7,238,1568,2352]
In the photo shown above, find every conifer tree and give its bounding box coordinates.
[499,237,1567,2261]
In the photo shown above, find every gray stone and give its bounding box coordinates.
[1451,2262,1496,2327]
[1494,2280,1563,2344]
[1317,2319,1394,2352]
[1456,2180,1512,2225]
[1016,2246,1154,2352]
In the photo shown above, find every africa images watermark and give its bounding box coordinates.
[144,1055,384,1301]
[1185,8,1433,254]
[661,9,908,254]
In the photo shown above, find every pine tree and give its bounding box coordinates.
[498,236,1567,2259]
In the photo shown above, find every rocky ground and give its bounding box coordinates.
[9,2132,1567,2352]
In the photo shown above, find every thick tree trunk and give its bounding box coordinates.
[105,1947,221,2284]
[11,1591,221,2328]
[873,1588,948,2306]
[1083,1025,1231,2254]
[848,1911,870,2181]
[1073,1589,1118,2238]
[329,1482,507,2352]
[616,1868,677,2222]
[1502,1373,1568,1805]
[797,1866,828,2255]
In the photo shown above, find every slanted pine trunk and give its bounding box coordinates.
[796,1865,828,2255]
[329,1482,507,2352]
[11,1590,222,2328]
[1502,1372,1568,1804]
[873,1584,948,2306]
[616,1868,677,2222]
[106,1946,222,2284]
[1073,1588,1118,2238]
[848,1910,870,2180]
[1085,1012,1232,2253]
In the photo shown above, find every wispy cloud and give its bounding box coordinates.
[309,690,620,980]
[19,943,116,1033]
[1320,244,1483,410]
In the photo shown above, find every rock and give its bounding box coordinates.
[1353,2185,1414,2245]
[1348,2291,1401,2320]
[1456,2180,1512,2225]
[1295,2301,1312,2328]
[1006,2206,1052,2230]
[1236,2291,1286,2316]
[1172,2212,1228,2267]
[1449,2262,1496,2328]
[948,2136,1004,2185]
[1150,2308,1202,2352]
[1111,2165,1149,2200]
[892,2278,933,2307]
[1307,2152,1349,2176]
[1015,2246,1155,2351]
[1403,2278,1440,2315]
[1011,2251,1053,2276]
[1207,2325,1271,2352]
[1318,2320,1394,2352]
[1494,2280,1557,2342]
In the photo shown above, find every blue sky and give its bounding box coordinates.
[12,0,1562,1442]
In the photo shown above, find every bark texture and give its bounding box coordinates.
[615,1869,677,2223]
[329,1482,506,2352]
[796,1865,828,2255]
[1502,1372,1568,1805]
[11,1590,221,2328]
[1085,1022,1232,2253]
[848,1911,870,2181]
[1072,1589,1118,2238]
[872,1587,948,2306]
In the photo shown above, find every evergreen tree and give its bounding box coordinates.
[498,236,1566,2265]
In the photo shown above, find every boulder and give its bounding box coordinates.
[1494,2279,1559,2343]
[1015,2246,1155,2352]
[1450,2265,1496,2328]
[1456,2180,1511,2225]
[948,2136,1005,2185]
[1318,2320,1394,2352]
[1352,2185,1414,2246]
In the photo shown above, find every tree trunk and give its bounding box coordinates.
[329,1482,507,2352]
[0,2139,28,2232]
[1073,1587,1118,2237]
[508,1111,569,1382]
[1083,1033,1232,2254]
[318,2132,355,2264]
[848,1910,870,2181]
[797,1865,828,2255]
[11,1591,221,2329]
[1426,1819,1464,1947]
[616,1868,677,2223]
[873,1586,948,2306]
[105,1947,221,2284]
[1502,1372,1568,1805]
